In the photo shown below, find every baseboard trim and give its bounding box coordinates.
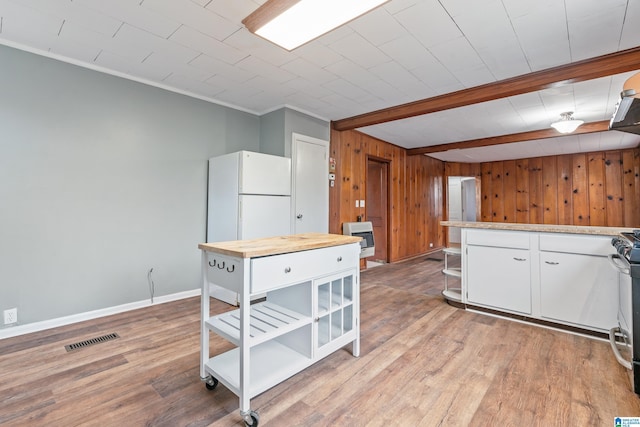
[0,288,201,340]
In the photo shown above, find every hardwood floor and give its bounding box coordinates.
[1,253,638,426]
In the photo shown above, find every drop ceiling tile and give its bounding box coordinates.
[1,0,62,38]
[348,6,406,47]
[294,43,344,68]
[49,32,102,63]
[15,0,122,37]
[59,20,151,62]
[315,24,353,46]
[169,25,247,66]
[94,49,137,75]
[378,35,435,72]
[142,52,212,82]
[384,0,420,15]
[204,0,261,22]
[510,6,570,71]
[620,0,640,49]
[428,37,486,83]
[235,55,296,84]
[394,1,462,48]
[141,0,239,41]
[502,0,561,19]
[279,58,337,85]
[322,78,370,102]
[164,73,225,98]
[286,77,335,99]
[189,53,254,83]
[452,64,497,88]
[407,56,461,93]
[566,0,628,60]
[223,29,294,67]
[369,61,434,99]
[327,32,390,70]
[448,0,515,50]
[75,0,180,39]
[114,24,200,64]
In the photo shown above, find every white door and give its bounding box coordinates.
[292,133,329,234]
[447,177,462,244]
[461,178,477,222]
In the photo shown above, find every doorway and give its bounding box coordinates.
[366,158,389,263]
[447,176,478,245]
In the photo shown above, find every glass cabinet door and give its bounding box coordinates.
[315,270,356,352]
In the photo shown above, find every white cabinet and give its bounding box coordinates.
[199,235,360,426]
[462,228,619,333]
[539,234,618,330]
[465,229,532,314]
[466,245,531,314]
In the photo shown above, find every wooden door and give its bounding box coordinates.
[366,159,388,262]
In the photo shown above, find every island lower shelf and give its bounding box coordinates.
[204,341,313,398]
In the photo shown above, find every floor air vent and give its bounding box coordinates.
[65,333,120,352]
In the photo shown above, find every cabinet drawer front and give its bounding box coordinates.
[539,233,615,256]
[251,244,358,293]
[466,229,529,249]
[206,253,243,293]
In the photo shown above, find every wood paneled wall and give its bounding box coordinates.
[445,148,640,227]
[330,129,444,262]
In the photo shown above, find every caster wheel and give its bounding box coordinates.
[205,377,218,390]
[244,410,259,427]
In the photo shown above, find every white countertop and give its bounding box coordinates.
[440,221,634,236]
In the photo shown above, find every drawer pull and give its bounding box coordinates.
[284,267,292,273]
[513,257,527,262]
[217,261,226,270]
[208,259,217,267]
[227,265,235,273]
[337,256,343,262]
[545,261,559,265]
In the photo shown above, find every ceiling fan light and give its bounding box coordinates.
[551,112,584,134]
[243,0,390,51]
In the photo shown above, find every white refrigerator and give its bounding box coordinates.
[207,150,292,304]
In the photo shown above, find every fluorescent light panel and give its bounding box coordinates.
[243,0,390,51]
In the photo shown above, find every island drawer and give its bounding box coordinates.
[251,244,358,293]
[206,253,243,293]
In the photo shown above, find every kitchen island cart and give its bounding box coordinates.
[199,233,361,426]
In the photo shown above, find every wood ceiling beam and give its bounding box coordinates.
[406,120,611,156]
[332,46,640,131]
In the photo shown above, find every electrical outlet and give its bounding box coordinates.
[4,308,17,325]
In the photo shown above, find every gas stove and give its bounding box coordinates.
[609,229,640,395]
[612,230,640,265]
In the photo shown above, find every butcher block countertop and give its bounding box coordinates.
[198,233,362,258]
[441,221,634,236]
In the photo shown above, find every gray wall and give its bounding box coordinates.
[0,45,260,327]
[260,107,330,157]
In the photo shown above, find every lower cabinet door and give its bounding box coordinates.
[540,251,618,331]
[466,245,531,314]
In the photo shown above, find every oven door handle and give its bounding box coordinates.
[609,327,632,370]
[608,253,630,275]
